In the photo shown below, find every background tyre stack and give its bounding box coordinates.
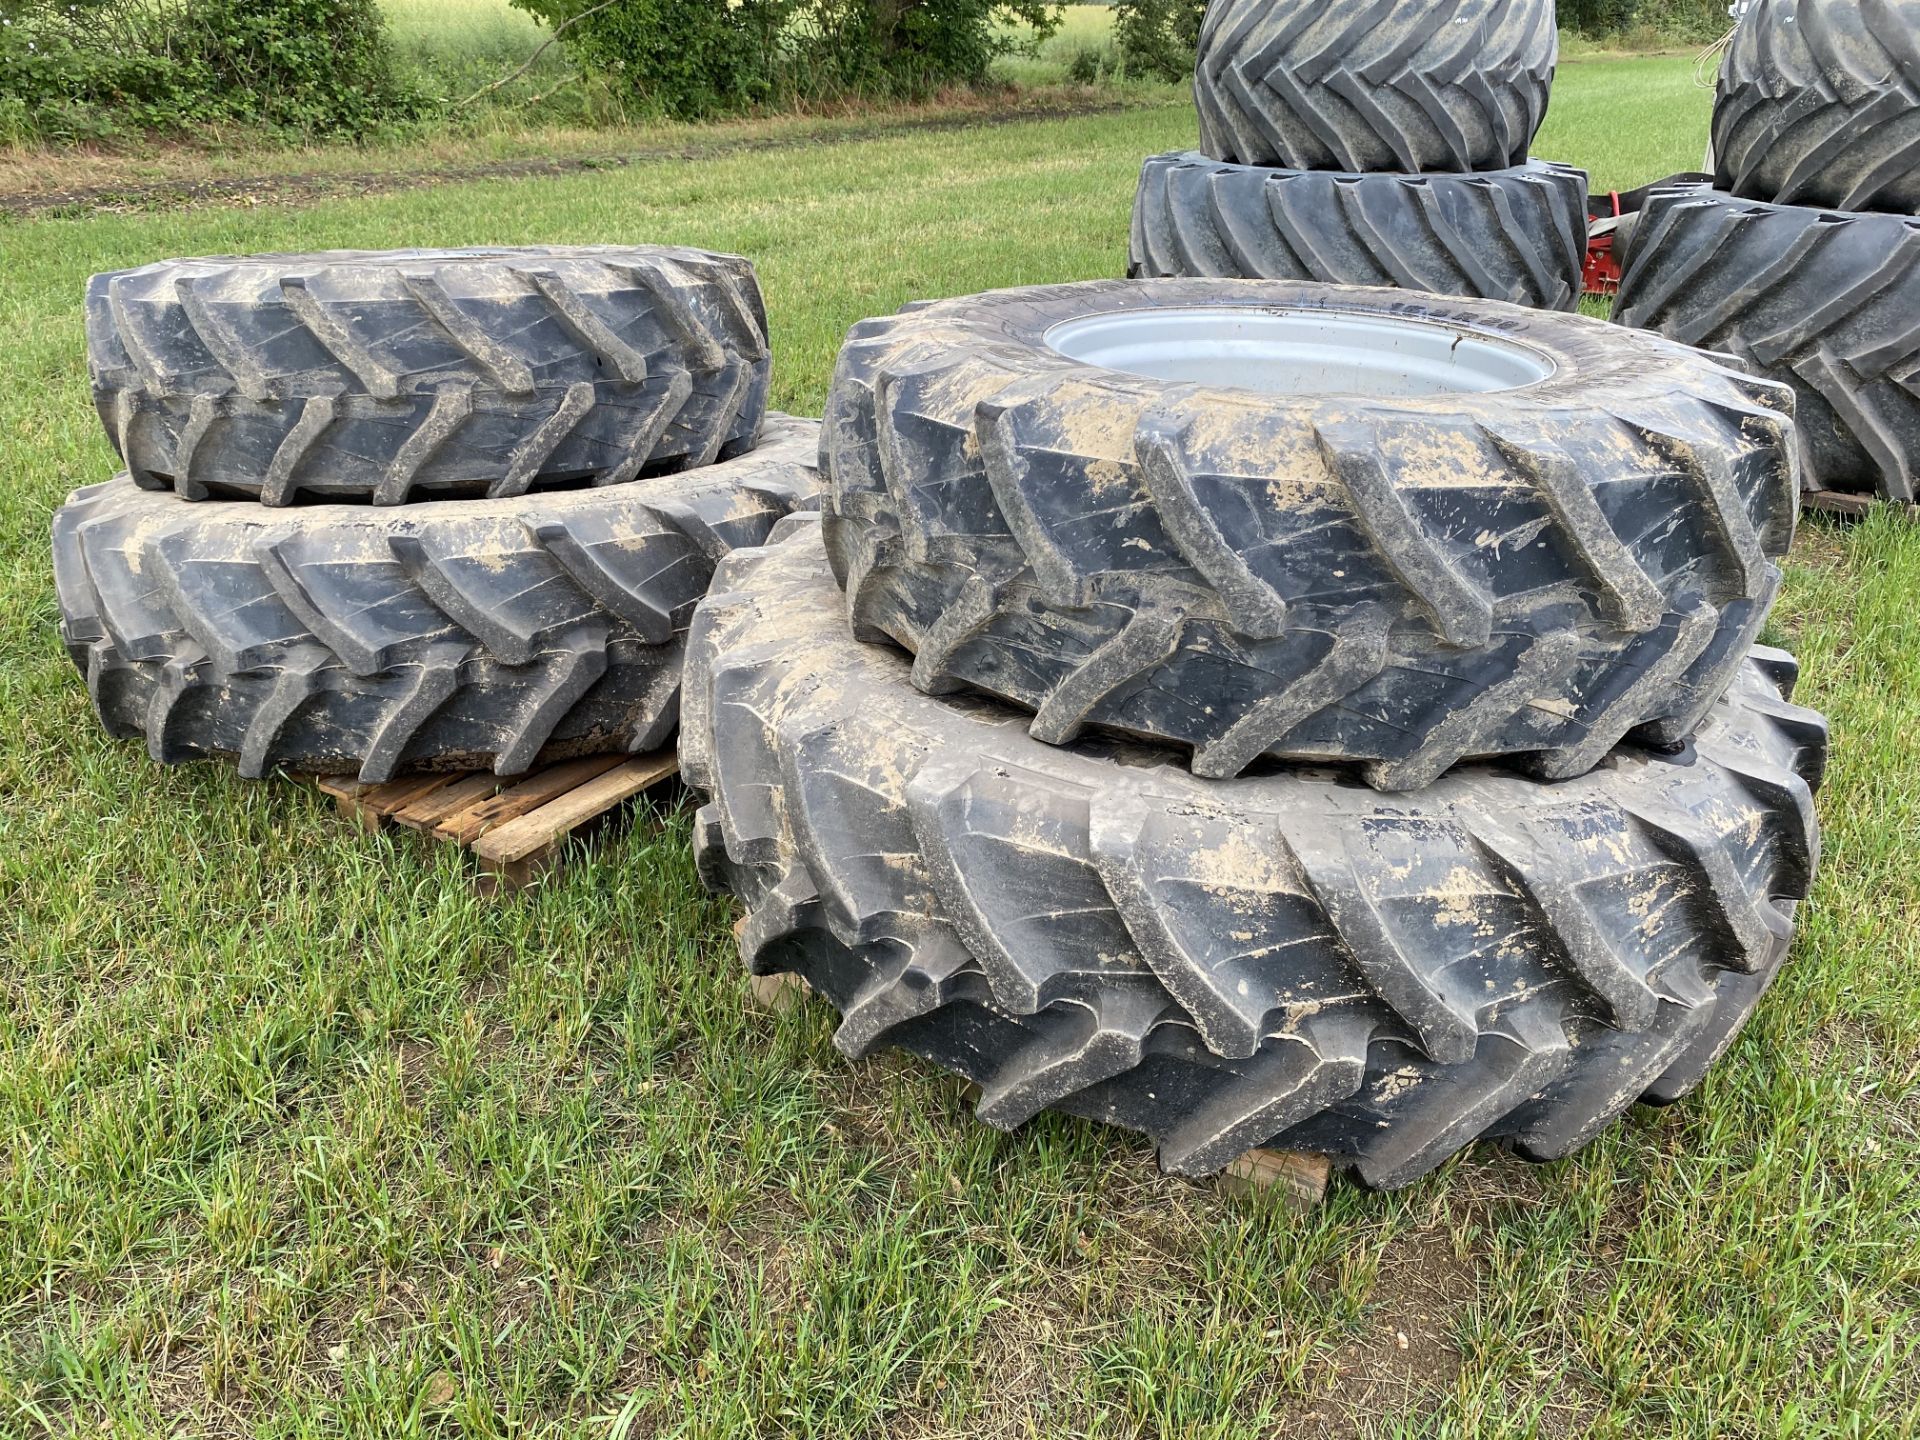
[52,246,823,782]
[1616,0,1920,510]
[686,277,1829,1190]
[1128,0,1590,312]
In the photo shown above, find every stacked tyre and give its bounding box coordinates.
[53,246,823,781]
[686,278,1828,1189]
[1128,0,1589,312]
[1616,0,1920,506]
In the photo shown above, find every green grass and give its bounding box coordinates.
[1,57,1916,1439]
[382,0,553,59]
[379,0,577,114]
[994,4,1122,85]
[1537,54,1716,190]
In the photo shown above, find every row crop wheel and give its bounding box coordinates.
[685,518,1826,1187]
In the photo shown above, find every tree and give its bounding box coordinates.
[1112,0,1206,83]
[510,0,1062,117]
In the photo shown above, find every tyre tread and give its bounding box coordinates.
[689,525,1825,1186]
[87,246,772,506]
[1193,0,1557,173]
[824,279,1798,786]
[53,417,821,780]
[1129,154,1587,311]
[1614,184,1920,501]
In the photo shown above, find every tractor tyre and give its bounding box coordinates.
[684,518,1826,1188]
[1615,183,1920,503]
[822,279,1797,789]
[86,246,771,506]
[1712,0,1920,215]
[1193,0,1557,173]
[1128,153,1587,311]
[52,416,819,782]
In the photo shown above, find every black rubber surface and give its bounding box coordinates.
[1614,183,1920,504]
[1129,153,1587,311]
[1193,0,1557,173]
[1713,0,1920,214]
[686,519,1826,1187]
[86,246,772,506]
[52,416,820,782]
[822,279,1798,789]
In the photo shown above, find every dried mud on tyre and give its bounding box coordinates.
[823,278,1798,789]
[53,416,821,782]
[685,521,1825,1188]
[87,246,772,506]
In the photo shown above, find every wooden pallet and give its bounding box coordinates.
[1218,1148,1333,1211]
[1803,488,1920,522]
[744,970,812,1013]
[313,749,680,893]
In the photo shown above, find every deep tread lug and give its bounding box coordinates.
[687,525,1827,1186]
[822,279,1799,785]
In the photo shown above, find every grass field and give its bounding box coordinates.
[1,55,1916,1439]
[381,0,571,106]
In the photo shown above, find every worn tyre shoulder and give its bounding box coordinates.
[823,278,1798,789]
[87,246,772,506]
[1129,153,1588,311]
[1615,183,1920,504]
[1713,0,1920,215]
[685,521,1825,1187]
[1193,0,1557,173]
[54,416,820,781]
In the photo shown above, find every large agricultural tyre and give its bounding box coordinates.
[1192,0,1557,174]
[684,520,1827,1188]
[51,416,820,783]
[822,279,1799,791]
[1712,0,1920,215]
[1128,153,1587,311]
[86,246,772,506]
[1614,183,1920,504]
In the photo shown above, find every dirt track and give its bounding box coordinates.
[1,97,1146,220]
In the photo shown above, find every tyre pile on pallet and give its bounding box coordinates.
[1617,0,1920,509]
[685,275,1829,1189]
[53,246,821,783]
[47,110,1832,1193]
[1129,0,1589,312]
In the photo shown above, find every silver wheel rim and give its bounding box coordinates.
[1044,306,1557,398]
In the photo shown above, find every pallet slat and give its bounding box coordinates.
[392,772,502,831]
[318,772,459,830]
[1803,489,1920,521]
[435,754,630,847]
[305,747,680,894]
[366,773,460,817]
[746,972,811,1013]
[315,777,378,802]
[1219,1148,1332,1210]
[474,753,681,867]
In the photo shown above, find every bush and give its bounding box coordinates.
[1562,0,1734,39]
[509,0,1063,118]
[0,0,417,142]
[504,0,793,120]
[810,0,1061,97]
[1063,39,1121,85]
[1111,0,1205,83]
